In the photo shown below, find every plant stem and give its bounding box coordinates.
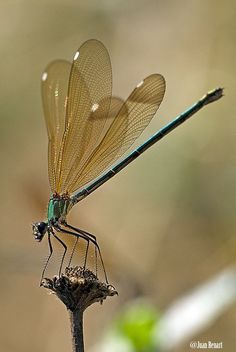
[41,266,117,352]
[69,308,84,352]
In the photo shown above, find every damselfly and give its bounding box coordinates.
[32,39,223,283]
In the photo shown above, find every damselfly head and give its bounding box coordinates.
[32,222,48,242]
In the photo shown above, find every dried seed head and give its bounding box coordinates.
[41,266,117,312]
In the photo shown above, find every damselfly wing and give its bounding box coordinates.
[33,39,165,282]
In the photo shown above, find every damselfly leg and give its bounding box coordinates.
[40,228,67,284]
[67,236,79,267]
[40,231,53,284]
[61,222,108,284]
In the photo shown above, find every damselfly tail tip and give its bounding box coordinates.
[204,87,224,106]
[214,87,224,96]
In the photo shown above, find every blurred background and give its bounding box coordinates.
[0,0,236,351]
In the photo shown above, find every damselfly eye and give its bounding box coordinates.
[32,222,47,242]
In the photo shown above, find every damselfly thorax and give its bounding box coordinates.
[33,193,73,241]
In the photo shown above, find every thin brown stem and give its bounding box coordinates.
[41,266,117,351]
[69,308,84,352]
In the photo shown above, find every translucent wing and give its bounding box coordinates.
[62,96,127,189]
[57,39,112,194]
[41,60,71,192]
[66,74,166,193]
